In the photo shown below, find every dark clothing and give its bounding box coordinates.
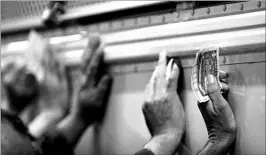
[1,109,74,155]
[1,109,155,155]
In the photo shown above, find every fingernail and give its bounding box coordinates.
[166,59,173,78]
[207,74,215,84]
[172,63,178,71]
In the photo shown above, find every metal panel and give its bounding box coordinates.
[73,56,265,155]
[1,1,166,33]
[1,2,265,154]
[1,1,265,39]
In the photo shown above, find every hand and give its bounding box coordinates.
[1,59,39,114]
[71,34,112,124]
[56,35,112,147]
[142,52,185,155]
[38,46,69,114]
[28,45,70,138]
[197,72,236,155]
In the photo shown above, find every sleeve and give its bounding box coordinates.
[36,128,74,155]
[133,148,155,155]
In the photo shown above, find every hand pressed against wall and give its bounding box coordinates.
[71,34,112,124]
[142,52,185,155]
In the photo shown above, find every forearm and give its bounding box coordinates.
[144,129,184,155]
[56,113,93,148]
[197,133,236,155]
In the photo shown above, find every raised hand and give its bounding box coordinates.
[56,34,113,148]
[197,72,236,155]
[142,52,185,155]
[71,34,112,124]
[28,45,70,138]
[1,59,39,114]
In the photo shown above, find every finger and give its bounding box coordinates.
[207,74,223,99]
[146,68,157,102]
[96,74,113,101]
[219,70,228,80]
[158,51,167,66]
[86,48,104,86]
[148,65,158,89]
[149,66,157,84]
[82,34,101,71]
[43,47,60,78]
[207,74,230,111]
[166,59,174,80]
[219,78,228,84]
[220,81,229,92]
[156,51,167,77]
[167,63,179,91]
[145,83,154,103]
[1,62,15,78]
[198,100,217,119]
[207,75,236,128]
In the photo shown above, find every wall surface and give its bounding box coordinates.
[75,51,265,155]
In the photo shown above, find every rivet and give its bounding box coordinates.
[121,20,125,27]
[222,57,227,64]
[206,8,210,14]
[148,16,151,24]
[240,4,244,11]
[109,23,113,29]
[191,9,195,16]
[175,12,180,18]
[162,16,166,23]
[134,18,137,25]
[134,66,138,72]
[257,1,261,8]
[223,5,226,12]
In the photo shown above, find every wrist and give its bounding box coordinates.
[198,131,236,155]
[144,129,183,155]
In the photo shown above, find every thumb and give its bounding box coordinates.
[206,74,223,104]
[167,62,179,91]
[96,74,113,102]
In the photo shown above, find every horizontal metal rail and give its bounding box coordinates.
[2,10,265,66]
[1,1,166,33]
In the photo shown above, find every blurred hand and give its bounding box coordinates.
[71,34,112,124]
[197,72,236,155]
[38,46,69,113]
[28,46,70,138]
[1,59,38,114]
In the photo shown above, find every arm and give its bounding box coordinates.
[197,74,236,155]
[33,34,111,155]
[29,44,70,138]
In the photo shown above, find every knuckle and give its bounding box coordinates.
[154,96,168,104]
[142,102,150,111]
